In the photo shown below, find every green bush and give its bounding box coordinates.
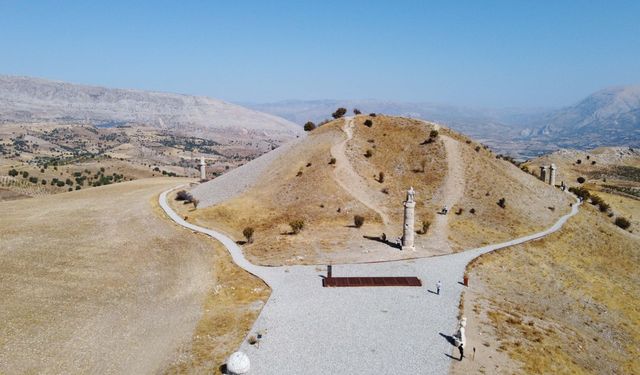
[8,169,18,177]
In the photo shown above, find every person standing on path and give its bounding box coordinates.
[436,280,442,295]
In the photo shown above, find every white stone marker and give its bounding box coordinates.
[402,187,416,251]
[549,163,556,186]
[199,156,206,181]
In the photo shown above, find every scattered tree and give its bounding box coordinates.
[470,208,476,214]
[329,157,336,165]
[475,146,481,152]
[364,119,373,127]
[497,197,506,208]
[577,176,586,184]
[8,169,18,177]
[369,113,377,117]
[576,159,582,164]
[364,149,373,158]
[353,108,361,115]
[21,171,29,178]
[332,107,347,119]
[429,130,439,138]
[289,219,305,234]
[377,171,385,183]
[303,121,316,131]
[614,217,631,230]
[354,215,365,228]
[243,227,255,243]
[569,186,590,200]
[598,202,610,213]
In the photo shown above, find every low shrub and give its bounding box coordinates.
[614,217,631,230]
[289,219,305,234]
[497,198,506,208]
[243,227,254,243]
[329,157,336,165]
[176,190,193,202]
[577,176,586,184]
[354,215,365,228]
[364,149,373,158]
[364,119,373,127]
[303,121,316,131]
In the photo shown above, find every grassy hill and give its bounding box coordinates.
[189,115,572,265]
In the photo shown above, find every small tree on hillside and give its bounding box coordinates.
[577,176,586,184]
[430,130,439,138]
[364,119,373,127]
[332,107,347,119]
[378,171,384,183]
[497,197,506,208]
[354,215,365,228]
[243,227,254,243]
[289,219,305,234]
[614,217,631,230]
[353,108,361,115]
[304,121,316,131]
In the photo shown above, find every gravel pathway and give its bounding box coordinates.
[160,186,580,374]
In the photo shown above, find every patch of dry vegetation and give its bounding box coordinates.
[449,136,573,249]
[164,239,269,374]
[0,178,266,374]
[453,204,640,375]
[190,115,575,265]
[348,115,446,228]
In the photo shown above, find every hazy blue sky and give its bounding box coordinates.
[1,1,639,107]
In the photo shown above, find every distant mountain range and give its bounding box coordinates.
[1,75,637,158]
[248,86,640,158]
[0,75,303,140]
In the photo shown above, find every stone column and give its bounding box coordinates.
[402,187,416,251]
[549,164,556,186]
[539,165,547,182]
[199,157,206,181]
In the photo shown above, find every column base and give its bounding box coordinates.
[401,245,415,251]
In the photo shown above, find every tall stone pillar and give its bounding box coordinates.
[549,164,556,186]
[539,166,547,182]
[199,157,206,181]
[402,187,416,251]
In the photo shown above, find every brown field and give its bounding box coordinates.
[187,115,571,265]
[452,202,640,374]
[0,178,267,374]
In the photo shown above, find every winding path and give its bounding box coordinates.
[159,186,580,375]
[330,117,391,226]
[429,135,466,252]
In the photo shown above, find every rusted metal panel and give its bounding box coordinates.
[323,276,422,287]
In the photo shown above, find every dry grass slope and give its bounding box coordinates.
[453,203,639,374]
[189,115,573,265]
[0,178,267,374]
